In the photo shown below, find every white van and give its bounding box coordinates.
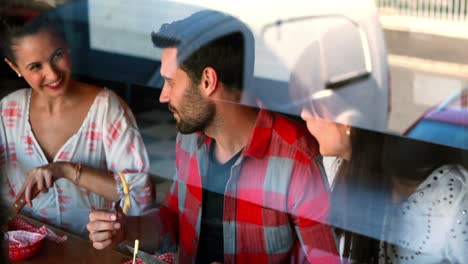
[86,0,390,132]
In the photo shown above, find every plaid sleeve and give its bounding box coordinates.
[131,172,179,254]
[157,206,179,253]
[147,133,186,253]
[156,134,183,252]
[288,155,340,264]
[158,173,180,248]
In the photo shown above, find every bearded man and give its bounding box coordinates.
[86,10,338,264]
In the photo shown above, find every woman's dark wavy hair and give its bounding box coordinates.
[330,127,468,263]
[330,128,388,263]
[0,2,65,65]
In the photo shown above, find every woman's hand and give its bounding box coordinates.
[21,162,75,207]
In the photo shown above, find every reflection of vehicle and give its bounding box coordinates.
[3,2,467,263]
[53,0,391,131]
[1,0,389,130]
[405,87,468,150]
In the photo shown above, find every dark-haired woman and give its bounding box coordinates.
[0,7,152,236]
[299,106,468,263]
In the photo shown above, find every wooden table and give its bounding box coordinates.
[10,215,131,264]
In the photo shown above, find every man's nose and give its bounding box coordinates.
[159,83,170,103]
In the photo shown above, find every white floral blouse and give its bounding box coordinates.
[0,88,153,236]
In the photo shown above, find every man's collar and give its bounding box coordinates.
[242,109,273,159]
[196,132,211,148]
[196,109,273,159]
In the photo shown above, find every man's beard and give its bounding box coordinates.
[170,83,215,134]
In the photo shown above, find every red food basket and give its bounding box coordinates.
[7,230,45,261]
[7,216,67,261]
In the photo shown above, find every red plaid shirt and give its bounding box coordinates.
[156,110,338,263]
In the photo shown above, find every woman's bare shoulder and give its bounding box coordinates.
[77,81,102,98]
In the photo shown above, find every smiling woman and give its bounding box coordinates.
[5,27,71,96]
[0,3,153,236]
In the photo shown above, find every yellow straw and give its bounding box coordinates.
[118,172,131,214]
[132,239,139,264]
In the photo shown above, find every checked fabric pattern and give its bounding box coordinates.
[8,215,67,244]
[156,110,339,263]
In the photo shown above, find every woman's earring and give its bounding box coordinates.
[17,73,22,78]
[346,130,350,136]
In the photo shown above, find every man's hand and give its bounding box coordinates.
[87,210,126,250]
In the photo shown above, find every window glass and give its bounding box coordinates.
[1,0,467,263]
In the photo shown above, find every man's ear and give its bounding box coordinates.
[4,58,21,77]
[200,67,218,97]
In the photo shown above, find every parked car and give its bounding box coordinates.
[405,87,468,150]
